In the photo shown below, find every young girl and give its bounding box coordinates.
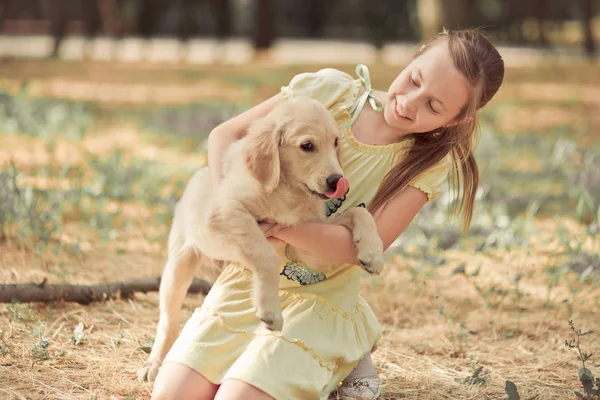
[151,29,504,400]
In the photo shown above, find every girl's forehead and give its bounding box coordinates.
[412,42,454,69]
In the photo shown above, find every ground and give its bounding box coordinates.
[0,56,599,400]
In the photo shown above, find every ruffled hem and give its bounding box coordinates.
[163,260,382,400]
[409,182,434,202]
[183,264,381,374]
[198,306,340,372]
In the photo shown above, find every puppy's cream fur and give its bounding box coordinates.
[137,97,384,382]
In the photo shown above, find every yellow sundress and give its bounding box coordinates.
[163,65,452,400]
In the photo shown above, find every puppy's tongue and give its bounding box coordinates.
[325,177,349,199]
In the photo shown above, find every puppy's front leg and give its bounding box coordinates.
[332,207,384,275]
[209,207,283,331]
[243,243,283,331]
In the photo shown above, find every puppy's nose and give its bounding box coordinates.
[326,174,343,192]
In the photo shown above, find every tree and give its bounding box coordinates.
[254,0,273,49]
[442,0,476,30]
[138,0,160,38]
[581,0,596,57]
[213,0,232,40]
[360,0,416,49]
[44,0,69,58]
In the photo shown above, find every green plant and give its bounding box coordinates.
[435,297,468,357]
[0,83,95,144]
[31,322,50,361]
[565,320,600,399]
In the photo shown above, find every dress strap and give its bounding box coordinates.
[348,64,384,127]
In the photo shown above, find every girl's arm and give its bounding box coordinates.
[273,186,428,266]
[207,93,285,184]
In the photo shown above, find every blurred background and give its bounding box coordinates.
[0,0,597,60]
[1,1,599,399]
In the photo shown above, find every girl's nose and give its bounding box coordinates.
[403,92,418,112]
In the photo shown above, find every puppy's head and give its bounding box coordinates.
[276,97,346,199]
[245,96,346,199]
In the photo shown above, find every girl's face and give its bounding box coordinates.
[383,42,470,135]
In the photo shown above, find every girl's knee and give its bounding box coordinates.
[151,362,218,400]
[215,379,275,400]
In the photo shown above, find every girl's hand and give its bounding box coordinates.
[259,220,285,245]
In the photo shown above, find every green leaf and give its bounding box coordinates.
[454,366,490,385]
[580,367,595,394]
[505,380,521,400]
[141,338,155,354]
[579,367,594,383]
[575,196,585,222]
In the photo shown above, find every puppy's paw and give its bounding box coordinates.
[137,359,162,382]
[258,309,284,332]
[359,254,384,275]
[356,238,385,276]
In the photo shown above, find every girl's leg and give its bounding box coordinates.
[214,379,275,400]
[151,362,219,400]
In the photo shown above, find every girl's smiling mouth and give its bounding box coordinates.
[393,101,411,121]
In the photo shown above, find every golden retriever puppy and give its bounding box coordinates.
[137,96,384,382]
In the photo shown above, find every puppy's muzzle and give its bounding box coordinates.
[325,174,348,199]
[326,174,343,192]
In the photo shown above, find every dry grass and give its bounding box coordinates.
[2,233,598,399]
[366,244,600,399]
[1,58,600,400]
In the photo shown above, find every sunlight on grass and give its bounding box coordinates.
[1,61,599,400]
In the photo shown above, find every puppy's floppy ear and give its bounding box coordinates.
[244,116,283,193]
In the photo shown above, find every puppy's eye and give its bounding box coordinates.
[334,137,339,148]
[300,142,314,152]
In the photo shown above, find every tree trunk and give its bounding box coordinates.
[442,0,475,30]
[138,0,160,38]
[176,0,199,40]
[360,0,410,49]
[254,0,273,49]
[83,0,102,38]
[582,0,596,57]
[0,277,211,304]
[305,0,329,38]
[46,0,68,58]
[98,0,121,36]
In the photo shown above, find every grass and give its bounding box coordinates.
[0,56,599,399]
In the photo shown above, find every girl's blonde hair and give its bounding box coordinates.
[368,28,505,232]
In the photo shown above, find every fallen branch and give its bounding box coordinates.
[0,277,211,304]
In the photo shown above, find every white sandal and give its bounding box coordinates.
[333,376,381,400]
[330,353,381,400]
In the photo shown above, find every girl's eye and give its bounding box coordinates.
[410,76,419,87]
[300,142,314,151]
[428,101,439,114]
